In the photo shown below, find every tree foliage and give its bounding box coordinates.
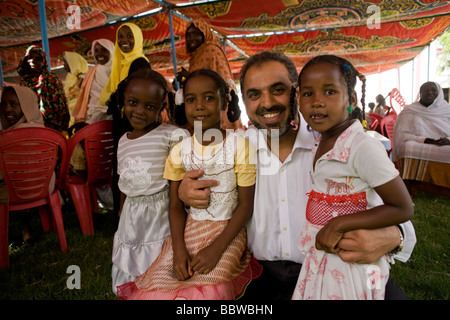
[437,27,450,74]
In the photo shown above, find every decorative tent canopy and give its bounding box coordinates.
[1,0,449,81]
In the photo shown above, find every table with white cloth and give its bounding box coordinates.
[366,130,391,150]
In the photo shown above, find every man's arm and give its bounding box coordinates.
[337,221,416,264]
[177,169,219,209]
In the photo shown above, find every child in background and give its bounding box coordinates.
[117,69,261,300]
[111,69,181,294]
[292,55,414,300]
[0,85,48,243]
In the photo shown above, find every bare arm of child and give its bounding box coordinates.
[169,180,192,281]
[190,184,255,275]
[316,176,414,253]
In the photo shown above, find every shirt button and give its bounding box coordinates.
[281,198,286,202]
[285,252,290,257]
[283,226,287,231]
[280,167,285,172]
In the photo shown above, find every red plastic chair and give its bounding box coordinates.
[389,88,407,115]
[370,118,379,131]
[0,127,68,268]
[368,113,383,133]
[62,120,114,235]
[380,115,397,155]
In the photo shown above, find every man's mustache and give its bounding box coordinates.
[255,105,286,117]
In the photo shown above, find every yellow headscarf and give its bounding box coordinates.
[64,51,88,93]
[99,23,149,106]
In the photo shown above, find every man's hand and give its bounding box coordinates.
[178,170,219,209]
[337,226,401,264]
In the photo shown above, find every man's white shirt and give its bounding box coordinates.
[242,115,416,264]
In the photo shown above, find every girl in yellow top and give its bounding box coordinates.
[117,69,261,300]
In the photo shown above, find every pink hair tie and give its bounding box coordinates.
[290,120,298,130]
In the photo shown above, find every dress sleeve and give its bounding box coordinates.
[234,136,256,187]
[354,135,399,188]
[42,73,70,132]
[163,142,185,181]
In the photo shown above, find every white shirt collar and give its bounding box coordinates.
[246,113,315,154]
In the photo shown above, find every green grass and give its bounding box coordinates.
[0,200,117,300]
[0,192,449,300]
[390,192,450,300]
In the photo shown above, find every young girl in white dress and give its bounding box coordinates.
[117,69,261,300]
[292,55,414,300]
[111,69,182,294]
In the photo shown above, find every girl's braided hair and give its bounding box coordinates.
[113,68,171,111]
[174,68,241,127]
[298,55,367,124]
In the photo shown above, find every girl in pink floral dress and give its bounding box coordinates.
[292,55,414,300]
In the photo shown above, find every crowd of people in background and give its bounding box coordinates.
[6,15,450,300]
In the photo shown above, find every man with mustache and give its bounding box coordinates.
[178,51,416,300]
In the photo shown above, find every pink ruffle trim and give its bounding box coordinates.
[117,257,262,300]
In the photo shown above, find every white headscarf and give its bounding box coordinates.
[72,39,115,123]
[91,39,115,93]
[392,82,450,162]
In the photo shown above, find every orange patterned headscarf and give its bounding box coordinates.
[187,19,233,84]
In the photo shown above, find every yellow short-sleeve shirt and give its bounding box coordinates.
[164,134,256,187]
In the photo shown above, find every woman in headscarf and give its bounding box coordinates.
[99,23,150,216]
[72,39,115,124]
[17,45,69,133]
[99,23,150,107]
[71,39,116,212]
[176,18,244,130]
[393,81,450,188]
[63,51,89,127]
[0,85,47,243]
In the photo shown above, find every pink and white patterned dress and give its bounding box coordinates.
[292,121,399,300]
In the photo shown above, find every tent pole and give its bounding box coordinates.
[411,60,415,102]
[38,0,51,71]
[168,9,179,90]
[427,44,430,81]
[0,53,4,88]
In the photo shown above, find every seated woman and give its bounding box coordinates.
[72,39,115,124]
[0,85,51,244]
[63,51,88,127]
[17,45,69,134]
[392,81,450,190]
[176,18,244,131]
